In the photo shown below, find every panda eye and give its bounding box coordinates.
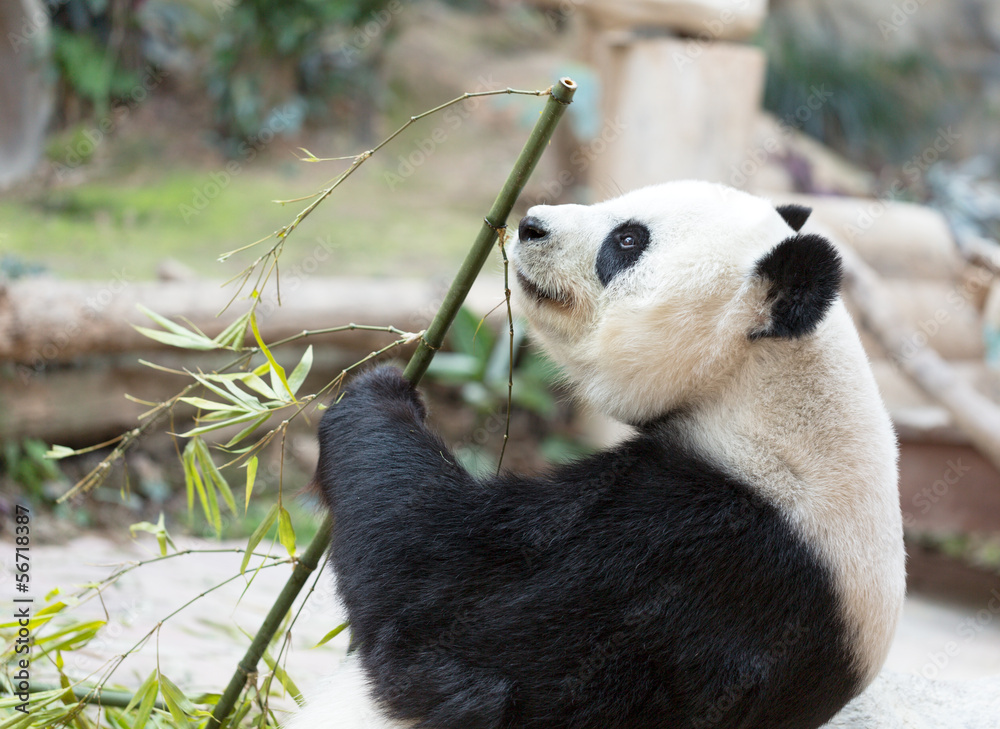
[596,221,652,287]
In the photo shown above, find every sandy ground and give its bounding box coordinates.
[7,534,1000,722]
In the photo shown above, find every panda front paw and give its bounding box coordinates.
[327,365,427,426]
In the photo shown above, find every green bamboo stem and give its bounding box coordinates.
[404,77,577,383]
[0,684,168,712]
[206,76,576,729]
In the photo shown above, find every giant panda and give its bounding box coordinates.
[287,181,906,729]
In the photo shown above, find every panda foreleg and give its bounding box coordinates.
[312,365,544,726]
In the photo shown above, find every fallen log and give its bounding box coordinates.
[0,345,369,445]
[0,275,507,366]
[829,230,1000,474]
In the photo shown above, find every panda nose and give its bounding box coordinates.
[518,216,549,242]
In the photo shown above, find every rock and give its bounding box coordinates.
[588,35,765,189]
[777,194,966,281]
[535,0,768,40]
[155,258,199,282]
[0,0,54,188]
[843,279,987,361]
[823,671,1000,728]
[746,113,877,197]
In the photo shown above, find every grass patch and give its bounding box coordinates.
[0,160,484,281]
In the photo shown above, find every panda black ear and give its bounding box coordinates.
[776,204,812,232]
[751,234,843,340]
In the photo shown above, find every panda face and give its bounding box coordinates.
[510,181,828,424]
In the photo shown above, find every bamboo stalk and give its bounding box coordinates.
[206,76,577,729]
[0,684,169,712]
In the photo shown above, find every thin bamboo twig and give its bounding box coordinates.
[218,87,554,316]
[206,76,576,729]
[496,226,514,473]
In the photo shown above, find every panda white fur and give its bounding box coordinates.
[287,181,906,729]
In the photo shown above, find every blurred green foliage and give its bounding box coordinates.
[760,15,952,166]
[1,439,65,499]
[45,0,404,155]
[426,306,589,475]
[50,27,140,114]
[205,0,397,152]
[48,0,142,119]
[427,306,559,418]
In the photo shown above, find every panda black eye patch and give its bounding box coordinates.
[596,221,651,286]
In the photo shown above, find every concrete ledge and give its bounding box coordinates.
[824,671,1000,728]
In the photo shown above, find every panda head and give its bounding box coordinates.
[509,181,842,425]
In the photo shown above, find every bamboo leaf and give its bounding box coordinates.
[159,674,197,715]
[245,456,258,512]
[213,311,251,349]
[239,373,279,402]
[193,409,247,423]
[250,312,293,400]
[129,514,175,556]
[287,345,314,396]
[183,440,217,532]
[177,411,268,439]
[0,712,34,729]
[0,600,66,629]
[312,621,349,649]
[137,304,197,336]
[125,670,158,714]
[35,620,105,652]
[223,413,272,448]
[217,377,266,411]
[277,506,297,558]
[178,397,239,412]
[189,372,248,407]
[194,438,237,516]
[133,326,217,351]
[241,503,279,574]
[158,673,193,726]
[45,445,78,460]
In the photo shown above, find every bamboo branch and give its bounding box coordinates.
[206,76,577,729]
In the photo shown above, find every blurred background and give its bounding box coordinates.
[1,0,1000,718]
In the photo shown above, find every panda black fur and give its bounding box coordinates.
[287,182,905,729]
